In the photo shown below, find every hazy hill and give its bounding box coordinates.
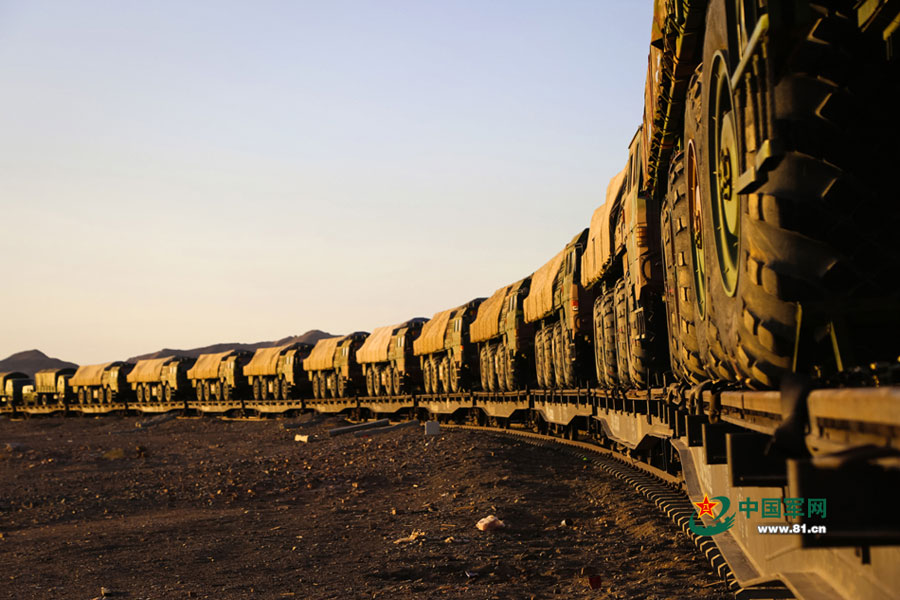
[126,330,335,362]
[0,349,79,378]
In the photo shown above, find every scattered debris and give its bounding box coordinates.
[465,570,479,579]
[353,420,419,437]
[475,514,505,531]
[393,529,426,544]
[424,421,440,436]
[294,434,311,443]
[135,412,176,429]
[281,417,322,430]
[3,442,24,452]
[102,448,126,460]
[587,575,603,589]
[561,518,573,527]
[328,419,390,437]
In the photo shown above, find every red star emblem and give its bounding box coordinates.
[694,494,719,519]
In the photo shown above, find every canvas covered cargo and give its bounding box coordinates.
[34,368,75,393]
[581,168,626,289]
[0,372,29,390]
[356,324,396,364]
[70,362,116,387]
[127,357,176,383]
[303,336,342,371]
[244,344,294,377]
[413,308,454,356]
[470,284,512,343]
[187,351,233,380]
[523,249,567,324]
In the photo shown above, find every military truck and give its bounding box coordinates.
[186,350,252,401]
[69,361,134,404]
[414,298,485,394]
[470,278,535,392]
[523,230,592,389]
[304,332,368,399]
[127,356,195,402]
[356,318,427,396]
[0,372,31,408]
[243,342,312,401]
[581,136,667,390]
[33,367,77,405]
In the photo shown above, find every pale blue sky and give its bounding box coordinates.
[0,1,653,364]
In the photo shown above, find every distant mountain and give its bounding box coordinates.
[126,330,335,362]
[0,349,79,378]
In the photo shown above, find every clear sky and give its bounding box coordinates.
[0,1,653,365]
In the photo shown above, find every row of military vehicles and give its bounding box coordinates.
[3,2,899,599]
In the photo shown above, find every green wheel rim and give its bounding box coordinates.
[687,140,707,319]
[708,52,740,296]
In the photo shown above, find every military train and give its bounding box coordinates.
[2,2,899,599]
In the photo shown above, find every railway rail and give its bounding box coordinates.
[3,382,898,600]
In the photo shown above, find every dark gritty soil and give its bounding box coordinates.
[0,414,731,599]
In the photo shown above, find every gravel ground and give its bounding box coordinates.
[0,414,732,599]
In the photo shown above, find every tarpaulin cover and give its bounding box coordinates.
[470,284,511,343]
[187,351,234,380]
[581,168,625,289]
[413,308,453,356]
[303,336,342,371]
[244,344,294,377]
[70,362,115,387]
[356,324,395,364]
[523,248,567,323]
[127,357,175,383]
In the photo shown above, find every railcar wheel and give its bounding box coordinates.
[281,379,291,400]
[196,384,203,402]
[223,383,232,401]
[365,369,374,396]
[163,384,172,402]
[337,374,346,398]
[252,379,261,401]
[136,385,144,403]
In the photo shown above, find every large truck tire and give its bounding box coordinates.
[661,150,708,383]
[695,0,900,387]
